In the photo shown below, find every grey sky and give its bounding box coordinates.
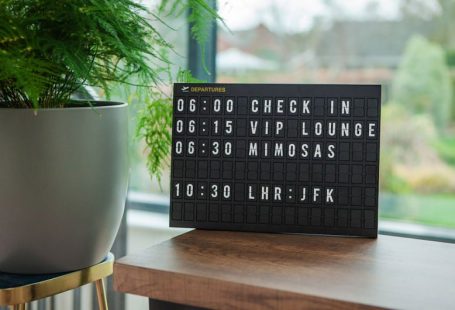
[218,0,413,33]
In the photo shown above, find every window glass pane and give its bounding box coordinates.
[217,0,455,229]
[117,8,187,196]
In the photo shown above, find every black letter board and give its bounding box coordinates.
[170,83,381,237]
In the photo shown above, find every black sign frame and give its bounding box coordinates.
[169,83,381,238]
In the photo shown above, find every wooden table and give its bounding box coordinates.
[114,230,455,309]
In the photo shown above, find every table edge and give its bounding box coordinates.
[114,260,384,310]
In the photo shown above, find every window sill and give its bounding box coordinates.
[127,191,455,243]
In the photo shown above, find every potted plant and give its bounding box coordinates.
[0,0,217,274]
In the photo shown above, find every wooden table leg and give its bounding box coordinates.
[95,279,108,310]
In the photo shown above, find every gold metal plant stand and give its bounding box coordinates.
[0,253,114,310]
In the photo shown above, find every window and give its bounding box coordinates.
[216,0,455,231]
[124,0,455,235]
[125,8,188,197]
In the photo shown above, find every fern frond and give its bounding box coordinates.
[0,0,176,108]
[136,92,173,185]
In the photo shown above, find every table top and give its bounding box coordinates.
[114,230,455,310]
[0,253,114,306]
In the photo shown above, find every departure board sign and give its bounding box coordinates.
[170,83,381,237]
